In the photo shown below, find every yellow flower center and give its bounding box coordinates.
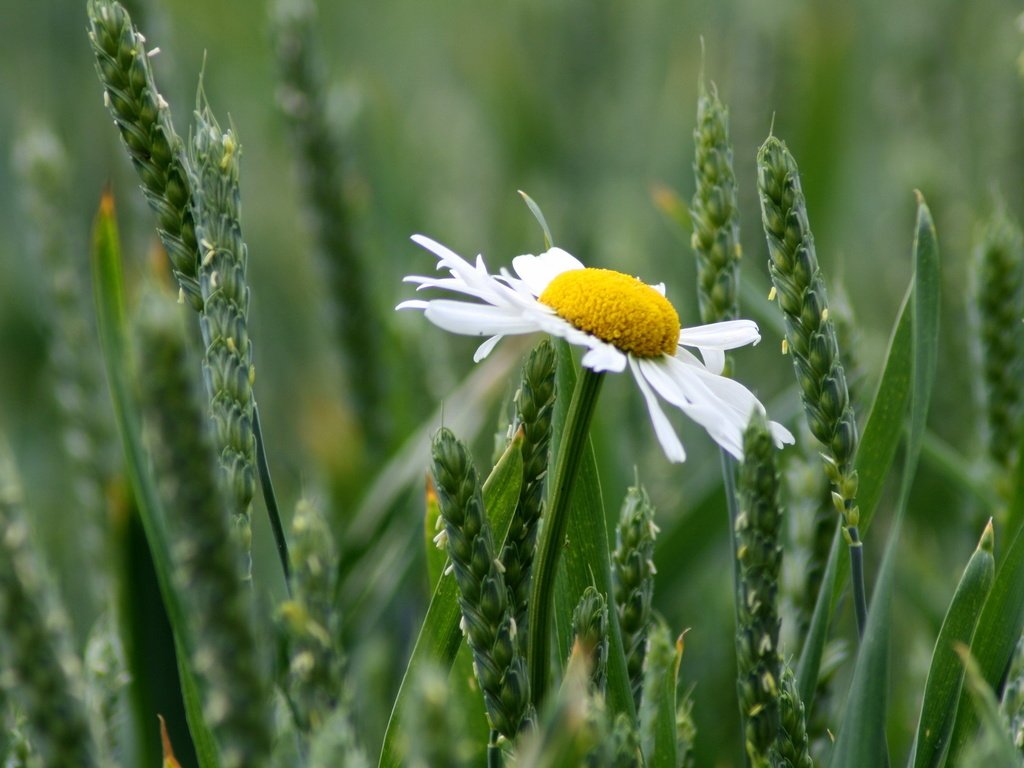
[538,268,680,358]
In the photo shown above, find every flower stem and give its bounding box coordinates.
[528,367,605,710]
[847,525,868,638]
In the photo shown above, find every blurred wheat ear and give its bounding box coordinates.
[135,289,270,768]
[0,449,99,767]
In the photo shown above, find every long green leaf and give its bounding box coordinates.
[90,191,221,768]
[830,196,940,768]
[948,505,1024,756]
[956,646,1022,767]
[377,433,524,768]
[550,340,636,723]
[909,522,995,768]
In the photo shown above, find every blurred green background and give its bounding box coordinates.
[2,0,1024,764]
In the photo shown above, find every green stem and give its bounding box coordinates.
[488,730,502,768]
[848,526,868,639]
[527,368,605,710]
[253,404,290,591]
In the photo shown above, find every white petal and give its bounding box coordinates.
[473,335,504,362]
[638,357,745,458]
[423,300,539,336]
[649,282,666,296]
[396,299,429,311]
[699,347,726,376]
[411,234,470,268]
[769,421,796,447]
[628,357,686,462]
[581,342,628,373]
[511,247,585,296]
[678,319,761,350]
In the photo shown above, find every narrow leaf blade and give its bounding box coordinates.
[91,192,221,768]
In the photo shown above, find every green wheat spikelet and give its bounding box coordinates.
[972,207,1024,474]
[676,686,698,768]
[136,293,270,768]
[402,664,476,768]
[572,586,609,695]
[691,79,742,329]
[612,480,658,709]
[189,100,258,560]
[0,453,98,768]
[756,135,859,523]
[87,0,202,310]
[278,499,346,734]
[431,427,530,742]
[735,412,785,767]
[775,664,814,768]
[83,613,130,766]
[13,123,113,614]
[501,339,557,638]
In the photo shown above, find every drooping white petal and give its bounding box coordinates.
[769,421,796,446]
[628,357,686,462]
[473,335,504,362]
[423,300,539,336]
[512,247,585,296]
[637,357,745,458]
[396,299,429,311]
[663,351,794,449]
[678,319,761,350]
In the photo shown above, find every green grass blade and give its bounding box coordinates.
[830,195,940,768]
[550,340,636,723]
[956,646,1022,767]
[910,522,995,768]
[90,191,221,768]
[948,511,1024,757]
[377,433,523,768]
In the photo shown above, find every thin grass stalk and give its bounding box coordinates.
[431,428,530,744]
[612,480,658,709]
[0,452,98,768]
[88,0,202,310]
[756,134,865,637]
[501,339,557,643]
[271,0,386,451]
[136,292,270,768]
[527,368,605,710]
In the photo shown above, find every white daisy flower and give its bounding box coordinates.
[399,234,794,462]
